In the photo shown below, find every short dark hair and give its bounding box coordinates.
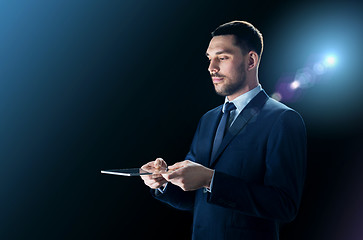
[211,21,263,59]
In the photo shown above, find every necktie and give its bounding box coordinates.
[211,102,236,162]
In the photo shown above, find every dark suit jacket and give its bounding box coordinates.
[153,90,307,240]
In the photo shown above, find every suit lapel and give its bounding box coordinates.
[199,107,223,167]
[209,90,269,167]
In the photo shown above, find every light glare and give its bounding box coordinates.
[325,55,336,66]
[290,80,300,90]
[271,92,282,101]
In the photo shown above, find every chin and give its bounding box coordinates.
[215,89,228,97]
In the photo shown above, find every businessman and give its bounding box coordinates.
[141,21,306,240]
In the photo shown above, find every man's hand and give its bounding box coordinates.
[140,158,168,189]
[162,160,214,191]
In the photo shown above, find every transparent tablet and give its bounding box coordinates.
[101,167,168,177]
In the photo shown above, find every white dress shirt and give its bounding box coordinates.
[223,84,262,128]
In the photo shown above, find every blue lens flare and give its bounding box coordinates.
[272,54,338,102]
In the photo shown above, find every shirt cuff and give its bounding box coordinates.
[157,182,168,194]
[204,170,215,193]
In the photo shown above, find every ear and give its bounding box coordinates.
[247,51,259,71]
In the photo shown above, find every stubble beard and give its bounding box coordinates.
[213,70,246,97]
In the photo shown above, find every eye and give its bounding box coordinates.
[219,56,229,61]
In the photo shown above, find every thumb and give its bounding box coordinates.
[154,158,167,169]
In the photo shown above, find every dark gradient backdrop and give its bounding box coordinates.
[1,1,363,239]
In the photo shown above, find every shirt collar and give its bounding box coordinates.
[222,84,262,113]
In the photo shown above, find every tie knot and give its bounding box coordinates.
[224,102,236,113]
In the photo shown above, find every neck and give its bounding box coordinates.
[227,78,259,101]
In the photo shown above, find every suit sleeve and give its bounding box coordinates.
[207,109,307,222]
[151,183,195,211]
[151,118,203,211]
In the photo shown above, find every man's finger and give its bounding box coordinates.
[141,161,155,171]
[162,168,183,181]
[168,161,187,170]
[154,158,166,168]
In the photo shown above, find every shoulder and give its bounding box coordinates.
[264,97,302,117]
[262,97,305,130]
[264,97,292,112]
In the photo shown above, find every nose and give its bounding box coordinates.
[208,59,220,74]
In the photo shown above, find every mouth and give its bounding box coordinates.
[212,77,224,83]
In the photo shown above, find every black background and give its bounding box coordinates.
[1,1,363,239]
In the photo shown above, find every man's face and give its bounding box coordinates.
[206,35,247,100]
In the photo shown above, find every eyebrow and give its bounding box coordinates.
[205,50,234,57]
